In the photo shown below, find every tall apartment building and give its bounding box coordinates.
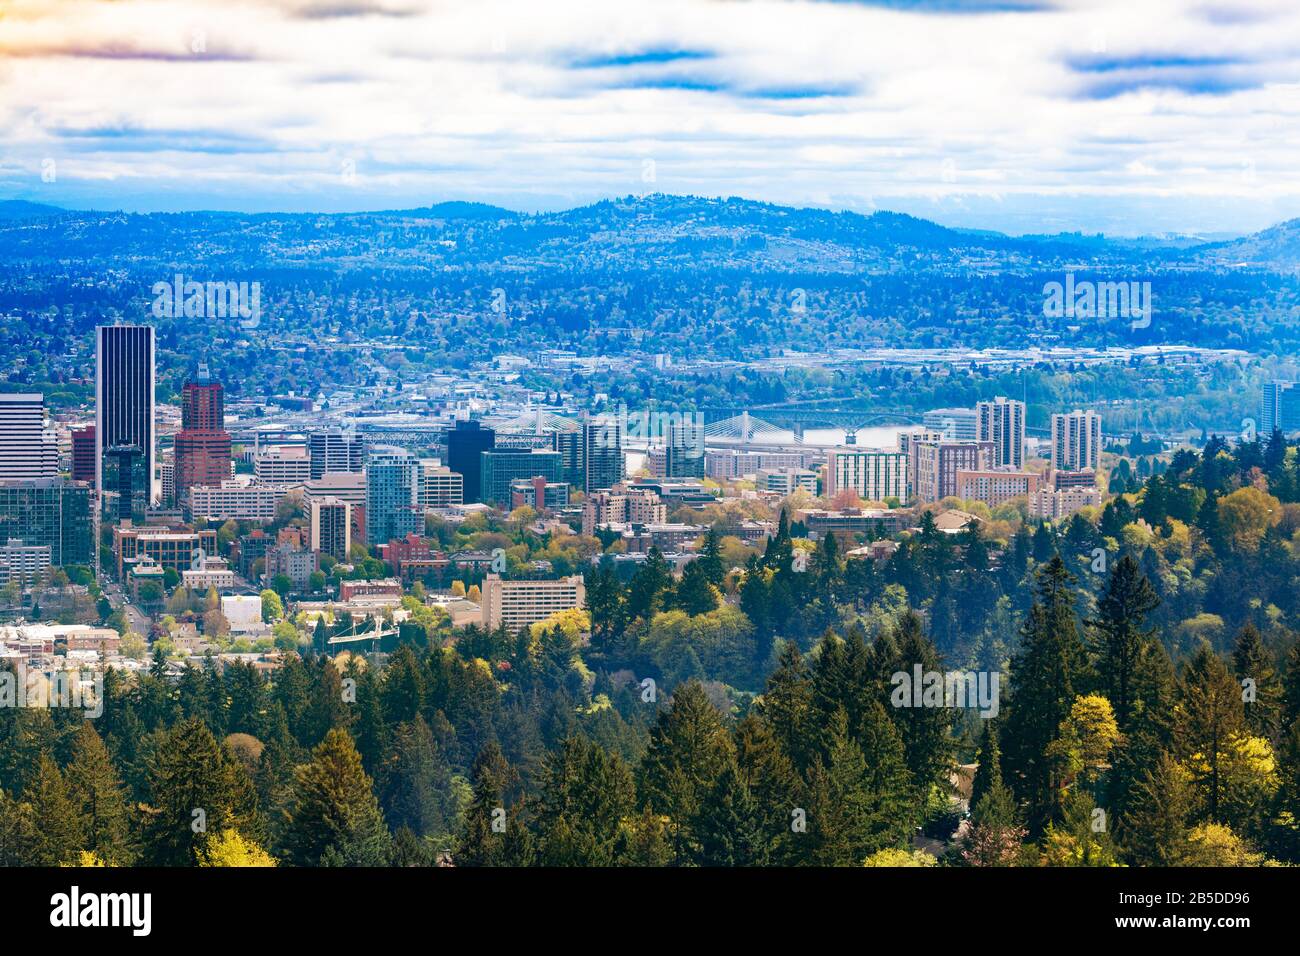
[0,479,92,567]
[309,429,366,479]
[482,574,586,632]
[309,496,351,561]
[479,448,563,506]
[417,459,464,509]
[922,408,978,442]
[97,324,156,505]
[649,419,705,479]
[0,394,58,481]
[70,425,96,483]
[551,428,586,489]
[174,367,232,503]
[303,472,367,543]
[955,469,1041,507]
[976,397,1026,469]
[366,447,422,547]
[825,449,908,502]
[1260,382,1300,437]
[584,417,625,492]
[1051,410,1102,473]
[913,441,994,503]
[446,420,495,503]
[897,428,944,500]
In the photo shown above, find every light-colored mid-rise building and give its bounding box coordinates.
[303,471,367,509]
[757,468,818,496]
[482,574,586,633]
[186,479,284,521]
[0,538,52,585]
[582,486,667,535]
[897,428,944,498]
[705,449,811,480]
[1030,485,1103,520]
[222,594,264,634]
[0,394,58,481]
[417,459,464,509]
[183,556,236,592]
[254,446,312,488]
[955,469,1041,507]
[825,448,907,502]
[922,408,978,442]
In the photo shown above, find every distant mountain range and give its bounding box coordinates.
[0,193,1295,271]
[2,193,1299,365]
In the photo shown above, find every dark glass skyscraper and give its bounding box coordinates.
[96,324,156,506]
[447,419,494,503]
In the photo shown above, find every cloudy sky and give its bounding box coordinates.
[1,0,1298,235]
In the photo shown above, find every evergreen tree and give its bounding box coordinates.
[697,525,725,587]
[969,719,1002,812]
[798,707,911,865]
[627,547,672,620]
[285,727,392,866]
[732,712,801,864]
[142,717,260,866]
[693,761,769,866]
[64,722,134,866]
[1231,623,1283,743]
[888,611,955,806]
[532,735,634,866]
[673,559,720,616]
[22,755,85,866]
[1002,556,1089,835]
[1121,751,1194,866]
[377,717,455,841]
[456,740,519,867]
[638,681,734,863]
[1090,554,1160,730]
[1173,642,1245,823]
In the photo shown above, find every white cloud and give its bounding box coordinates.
[0,0,1298,233]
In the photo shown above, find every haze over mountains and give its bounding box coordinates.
[2,194,1298,366]
[1,194,1296,271]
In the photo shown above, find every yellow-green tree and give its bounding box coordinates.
[196,829,277,867]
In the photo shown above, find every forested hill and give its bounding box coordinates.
[2,195,1300,367]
